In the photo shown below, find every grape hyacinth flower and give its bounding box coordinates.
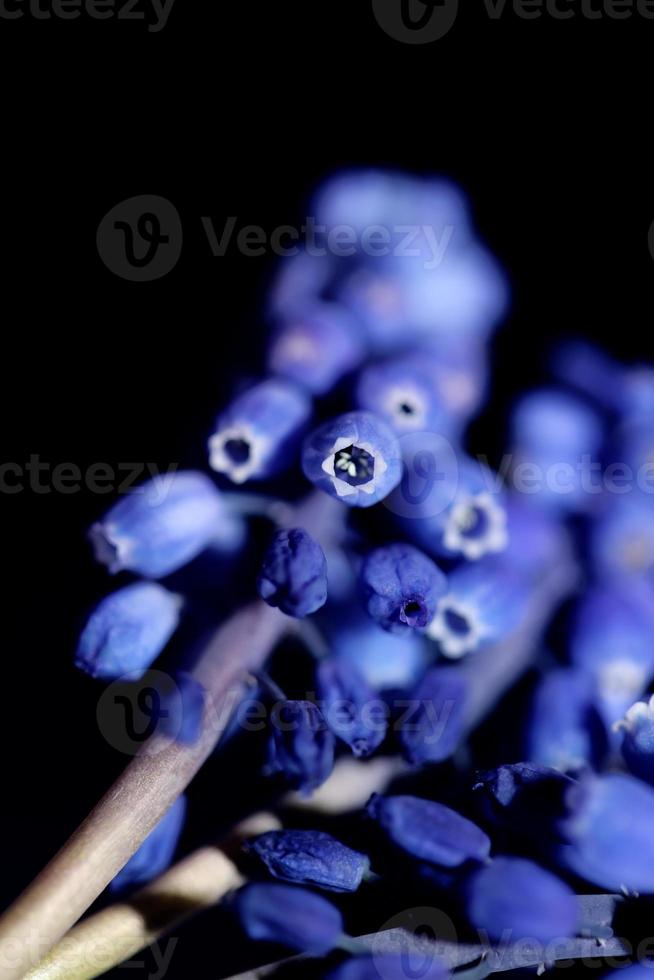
[90,471,240,578]
[591,495,654,587]
[400,666,468,765]
[327,603,429,690]
[526,668,607,773]
[267,303,365,396]
[426,558,529,659]
[256,527,328,618]
[474,763,575,837]
[367,794,490,868]
[208,378,311,484]
[316,658,388,758]
[407,454,508,562]
[325,954,450,980]
[560,773,654,893]
[246,830,370,892]
[302,411,403,507]
[359,543,447,633]
[463,856,579,945]
[110,795,187,894]
[267,700,335,796]
[234,882,344,954]
[615,695,654,787]
[75,582,182,681]
[569,586,654,728]
[354,352,452,436]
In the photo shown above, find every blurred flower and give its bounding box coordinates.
[268,303,365,396]
[75,582,181,681]
[325,954,450,980]
[316,658,388,757]
[400,666,467,765]
[406,455,508,562]
[110,795,186,893]
[359,543,447,634]
[591,495,654,588]
[525,668,608,773]
[302,411,403,507]
[616,695,654,787]
[355,352,453,436]
[326,603,429,690]
[90,471,239,578]
[569,586,654,728]
[209,379,311,484]
[367,793,490,867]
[463,856,579,945]
[246,829,369,893]
[474,762,575,837]
[233,882,344,954]
[267,700,335,796]
[426,558,529,658]
[257,527,328,618]
[510,388,604,513]
[560,773,654,893]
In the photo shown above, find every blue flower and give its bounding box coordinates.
[90,470,239,578]
[359,543,447,633]
[406,454,508,563]
[325,954,450,980]
[509,388,604,513]
[474,763,576,836]
[426,558,529,659]
[399,666,467,765]
[559,773,654,893]
[500,494,570,581]
[367,794,490,868]
[110,795,187,893]
[569,586,654,728]
[233,882,344,954]
[326,603,429,690]
[355,353,452,437]
[246,830,370,892]
[463,856,579,945]
[267,700,335,796]
[75,582,182,681]
[257,527,328,618]
[316,658,388,758]
[302,411,402,508]
[339,245,508,352]
[208,379,311,484]
[591,495,654,588]
[525,668,607,773]
[616,696,654,787]
[268,303,365,396]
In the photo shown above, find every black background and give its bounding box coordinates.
[0,1,652,977]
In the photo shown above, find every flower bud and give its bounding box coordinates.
[90,471,238,578]
[360,543,447,634]
[367,794,490,868]
[234,882,343,954]
[463,856,579,945]
[257,527,327,618]
[75,582,181,681]
[247,830,369,893]
[268,700,335,796]
[317,658,387,758]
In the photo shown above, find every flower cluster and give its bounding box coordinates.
[67,169,654,978]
